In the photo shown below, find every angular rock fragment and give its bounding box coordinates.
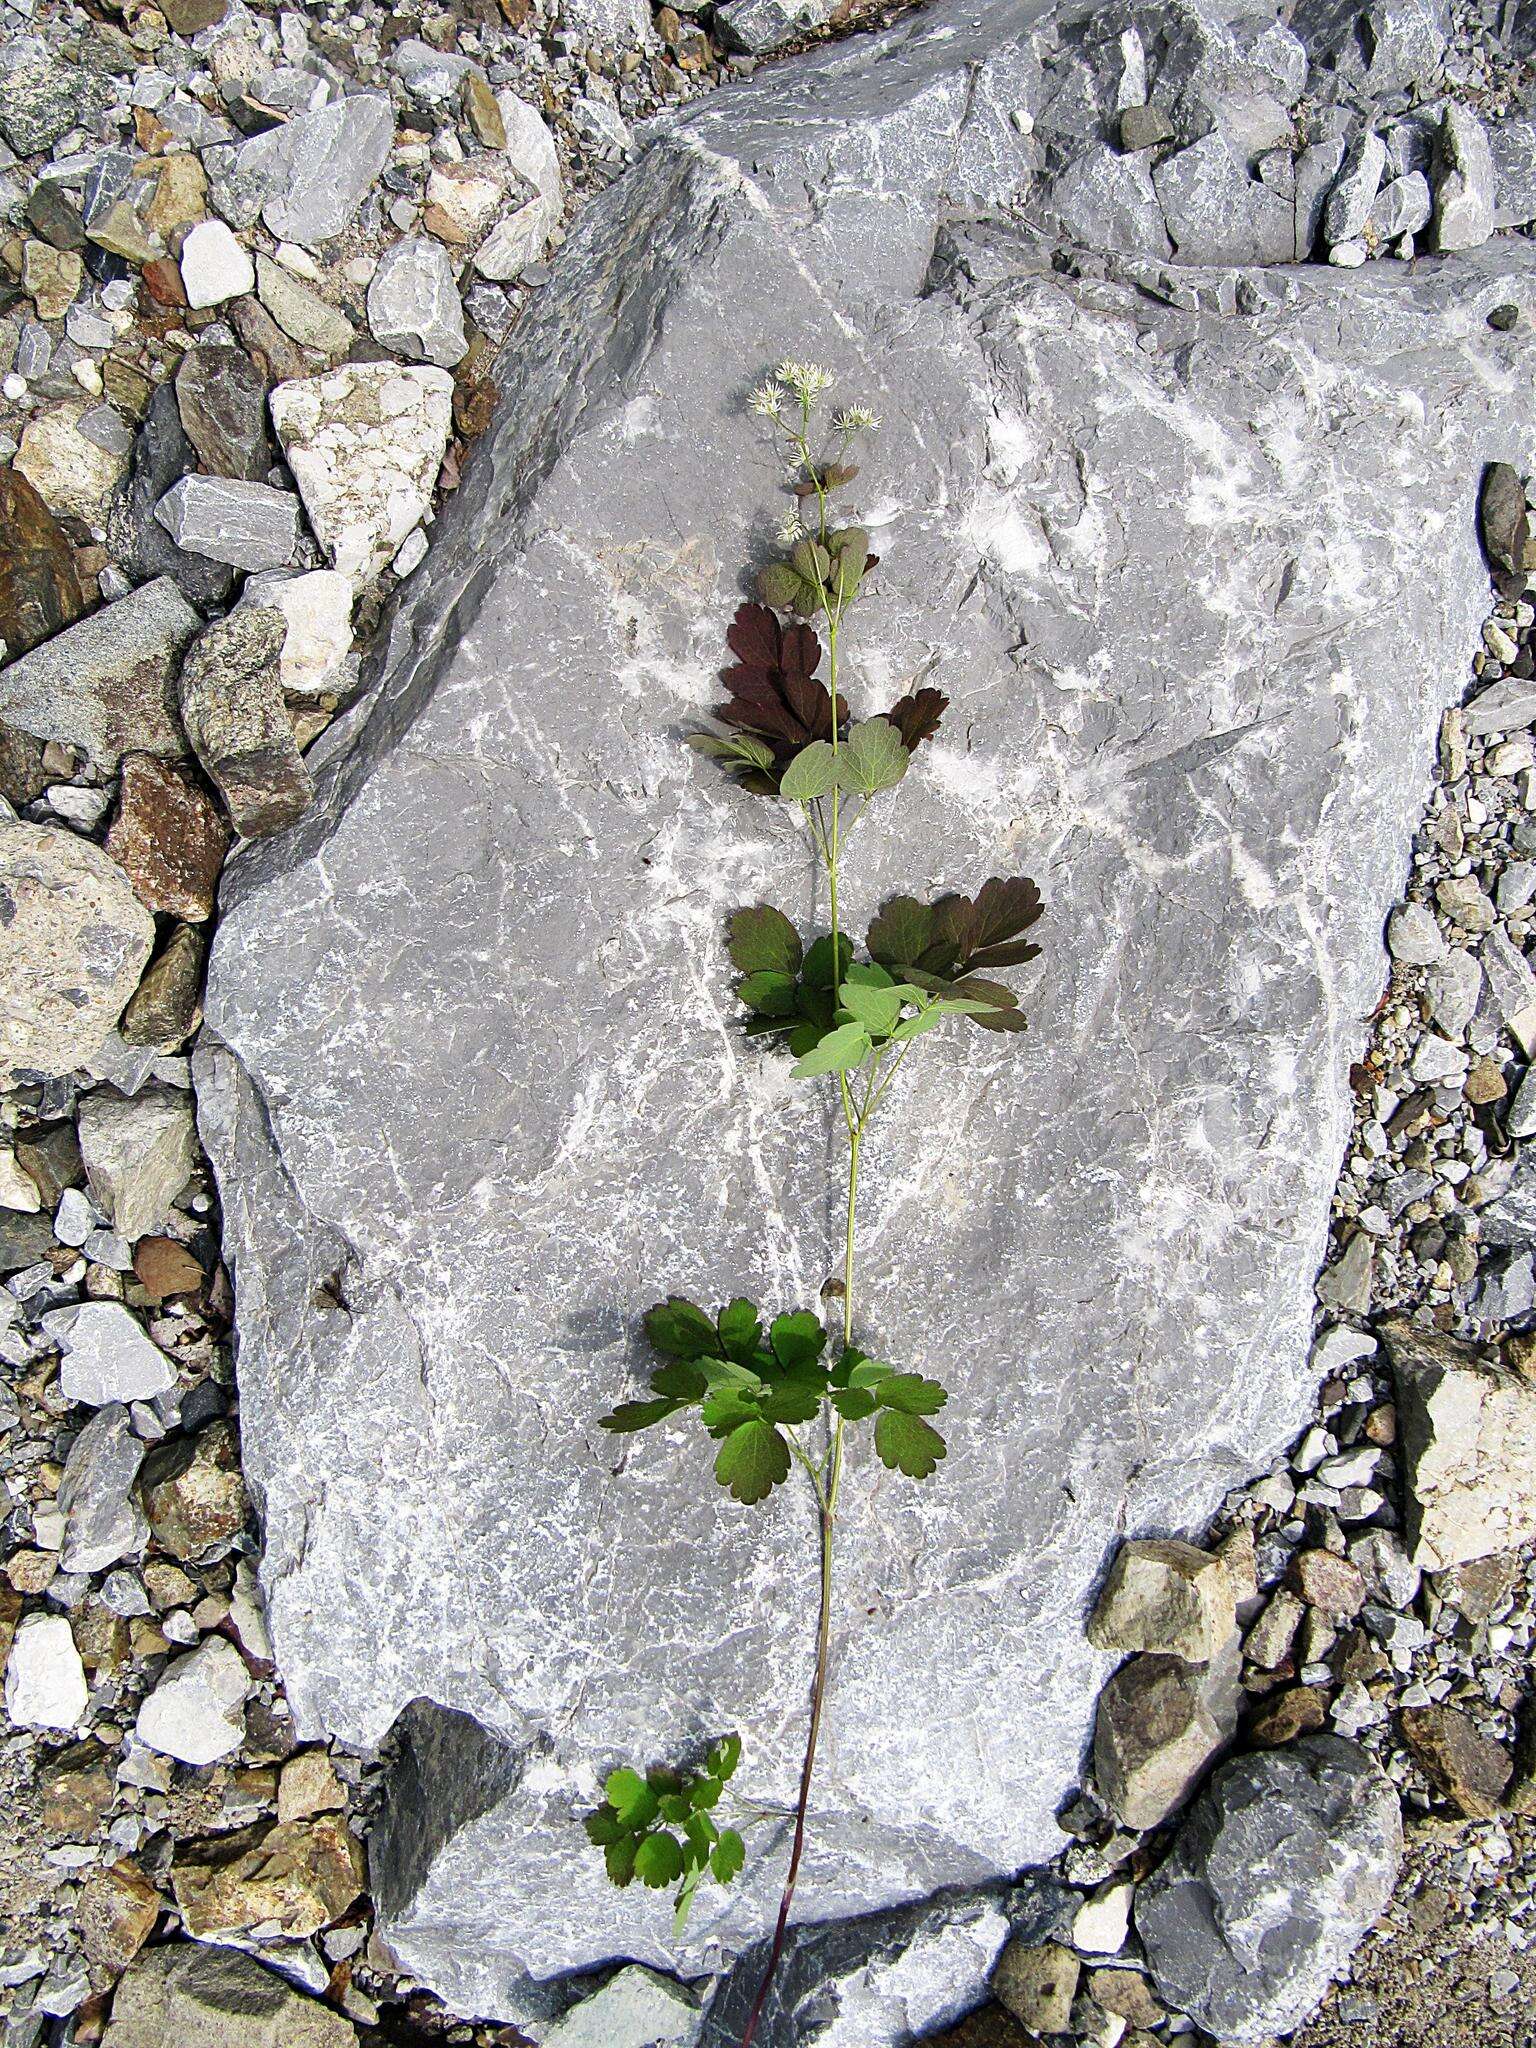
[366,236,468,368]
[78,1083,197,1241]
[15,404,127,526]
[1093,1648,1236,1829]
[110,385,240,613]
[270,362,453,583]
[142,1418,247,1558]
[249,570,354,700]
[0,820,154,1077]
[0,470,85,659]
[179,608,313,837]
[541,1966,704,2047]
[155,476,300,574]
[58,1403,149,1574]
[179,219,255,308]
[1136,1735,1401,2043]
[176,345,274,482]
[135,1634,249,1764]
[991,1939,1078,2033]
[1480,461,1534,578]
[716,0,832,52]
[1088,1537,1236,1661]
[77,1860,162,1974]
[1435,104,1495,253]
[107,755,230,922]
[220,93,394,247]
[172,1811,364,1937]
[1322,129,1385,245]
[1399,1703,1512,1817]
[101,1943,357,2048]
[255,252,354,356]
[121,924,206,1048]
[5,1613,87,1732]
[0,35,112,155]
[0,576,198,769]
[1153,131,1297,263]
[1384,1316,1536,1568]
[44,1301,177,1406]
[1369,170,1432,241]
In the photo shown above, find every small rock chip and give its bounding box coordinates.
[78,1084,197,1241]
[175,346,274,483]
[1072,1878,1134,1956]
[121,925,206,1049]
[155,475,301,574]
[59,1403,149,1574]
[77,1860,162,1973]
[0,821,154,1078]
[180,608,314,837]
[1247,1685,1328,1746]
[134,1235,206,1301]
[992,1938,1080,2032]
[1291,1548,1366,1620]
[178,219,256,309]
[43,1301,177,1406]
[15,403,129,526]
[1480,461,1532,577]
[135,1635,250,1765]
[5,1613,88,1732]
[1088,1536,1236,1662]
[1399,1704,1513,1818]
[1386,900,1444,966]
[279,1748,347,1823]
[141,1418,247,1558]
[107,755,230,922]
[366,235,468,368]
[254,253,354,356]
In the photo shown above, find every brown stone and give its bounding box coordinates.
[141,1418,247,1558]
[461,72,506,148]
[140,257,187,309]
[133,1235,206,1301]
[40,1742,115,1836]
[0,470,86,660]
[993,1938,1078,2032]
[278,1749,347,1823]
[5,1548,57,1593]
[143,155,207,241]
[1432,1551,1521,1623]
[73,1599,132,1676]
[120,923,205,1049]
[77,1859,162,1971]
[1093,1652,1229,1829]
[1246,1684,1328,1747]
[0,1581,21,1669]
[171,1812,365,1938]
[13,1120,83,1206]
[106,755,229,921]
[160,0,229,29]
[1399,1704,1513,1818]
[0,721,48,805]
[1290,1547,1367,1620]
[921,2004,1035,2048]
[1088,1969,1163,2028]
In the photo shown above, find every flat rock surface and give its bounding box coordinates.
[198,0,1536,2016]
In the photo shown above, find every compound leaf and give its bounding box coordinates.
[829,1387,877,1420]
[605,1837,638,1887]
[866,895,936,970]
[875,1372,948,1417]
[791,1021,871,1078]
[769,1310,826,1372]
[714,1419,791,1504]
[650,1362,709,1400]
[709,1733,743,1782]
[716,1298,762,1364]
[838,718,909,796]
[801,933,854,990]
[888,686,949,753]
[874,1409,947,1479]
[600,1398,682,1434]
[838,980,903,1035]
[780,740,839,801]
[738,969,797,1017]
[727,904,802,979]
[711,1829,746,1883]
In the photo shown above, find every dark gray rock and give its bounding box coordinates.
[176,347,274,483]
[1135,1734,1402,2043]
[198,0,1536,2017]
[0,577,199,769]
[109,384,240,613]
[179,609,313,838]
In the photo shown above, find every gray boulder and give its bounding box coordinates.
[1135,1734,1401,2043]
[199,0,1536,2021]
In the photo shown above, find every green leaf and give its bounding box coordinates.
[758,1383,824,1425]
[838,718,908,796]
[838,980,903,1035]
[800,933,854,990]
[781,740,840,801]
[701,1387,763,1435]
[769,1311,826,1372]
[699,1357,764,1393]
[727,905,802,979]
[875,1372,948,1416]
[791,1021,872,1078]
[841,961,894,988]
[659,1792,692,1824]
[584,1806,625,1846]
[711,1829,746,1883]
[888,1006,943,1044]
[708,1733,742,1782]
[866,895,935,969]
[605,1837,638,1886]
[683,1810,719,1856]
[714,1419,792,1504]
[829,1387,877,1420]
[606,1770,660,1830]
[691,1775,723,1809]
[644,1298,719,1360]
[874,1408,947,1479]
[787,1020,825,1058]
[599,1398,683,1433]
[738,970,798,1017]
[716,1299,762,1364]
[634,1831,686,1889]
[650,1361,708,1400]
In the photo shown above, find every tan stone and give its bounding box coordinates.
[992,1938,1079,2033]
[1088,1537,1236,1662]
[78,1860,162,1971]
[278,1749,346,1823]
[22,241,83,321]
[143,154,207,239]
[171,1812,365,1938]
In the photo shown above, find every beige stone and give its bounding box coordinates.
[1087,1537,1236,1662]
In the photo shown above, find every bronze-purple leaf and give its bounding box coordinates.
[717,602,847,762]
[887,687,948,753]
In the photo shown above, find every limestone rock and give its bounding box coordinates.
[255,253,354,357]
[107,755,230,922]
[0,469,85,659]
[0,576,199,769]
[44,1301,176,1406]
[1384,1316,1536,1568]
[717,0,833,52]
[1136,1735,1401,2043]
[270,362,453,583]
[0,820,154,1078]
[78,1084,197,1241]
[14,403,126,525]
[0,34,113,156]
[1093,1647,1237,1829]
[101,1943,357,2048]
[5,1613,87,1732]
[179,608,314,837]
[199,0,1536,2012]
[171,1811,364,1938]
[543,1966,703,2047]
[179,219,255,308]
[366,236,468,368]
[155,475,300,574]
[58,1404,149,1575]
[218,93,394,248]
[248,570,354,700]
[141,1418,247,1558]
[110,386,240,613]
[135,1634,249,1764]
[1435,103,1495,253]
[1087,1538,1236,1661]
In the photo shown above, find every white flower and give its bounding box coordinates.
[775,358,835,403]
[749,382,785,419]
[777,507,804,544]
[833,405,880,434]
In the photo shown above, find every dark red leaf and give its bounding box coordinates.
[888,687,949,753]
[716,602,846,763]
